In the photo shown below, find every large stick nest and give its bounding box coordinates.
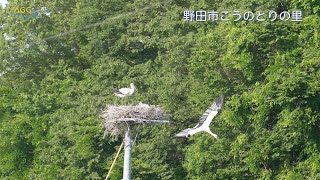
[101,103,171,138]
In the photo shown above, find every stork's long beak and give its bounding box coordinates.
[175,132,188,138]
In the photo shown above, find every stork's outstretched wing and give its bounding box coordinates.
[194,95,224,128]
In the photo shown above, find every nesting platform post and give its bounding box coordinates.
[101,104,172,180]
[123,130,132,180]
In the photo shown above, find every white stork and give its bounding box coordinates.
[113,83,136,98]
[175,95,224,139]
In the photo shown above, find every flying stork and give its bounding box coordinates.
[175,95,224,139]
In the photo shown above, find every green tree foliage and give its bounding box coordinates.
[0,0,319,179]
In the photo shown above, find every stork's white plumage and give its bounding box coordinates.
[114,83,136,98]
[175,95,224,139]
[138,102,150,107]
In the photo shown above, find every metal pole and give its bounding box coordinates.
[123,130,132,180]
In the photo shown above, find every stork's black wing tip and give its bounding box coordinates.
[113,89,121,94]
[219,95,224,100]
[215,95,225,109]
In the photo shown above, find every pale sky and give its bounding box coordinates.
[0,0,8,7]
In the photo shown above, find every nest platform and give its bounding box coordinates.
[101,103,171,138]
